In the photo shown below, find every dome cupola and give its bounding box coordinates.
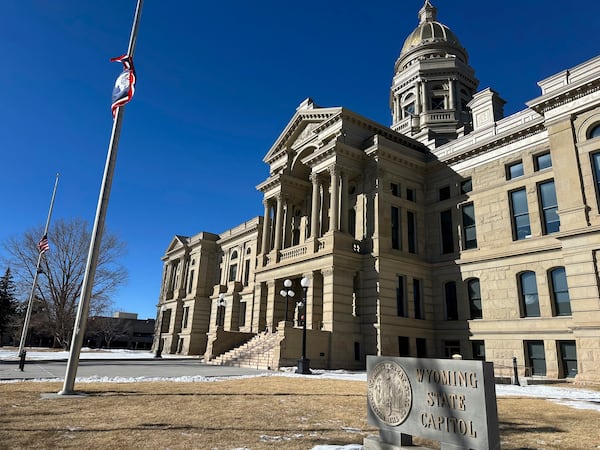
[390,0,478,147]
[396,0,468,72]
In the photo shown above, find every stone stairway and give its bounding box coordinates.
[208,332,280,370]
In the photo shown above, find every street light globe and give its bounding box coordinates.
[284,279,292,288]
[301,277,309,288]
[288,290,295,297]
[279,289,286,297]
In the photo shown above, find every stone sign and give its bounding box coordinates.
[365,356,500,450]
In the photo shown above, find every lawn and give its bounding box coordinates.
[1,377,598,449]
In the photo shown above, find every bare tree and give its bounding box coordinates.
[87,314,127,348]
[3,218,127,348]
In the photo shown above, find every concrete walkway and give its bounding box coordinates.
[0,358,267,381]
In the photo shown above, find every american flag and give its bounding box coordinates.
[110,54,136,118]
[38,234,49,253]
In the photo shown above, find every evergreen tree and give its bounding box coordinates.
[0,268,18,344]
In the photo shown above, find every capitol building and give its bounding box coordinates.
[153,0,600,384]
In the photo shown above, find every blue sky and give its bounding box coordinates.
[2,0,600,320]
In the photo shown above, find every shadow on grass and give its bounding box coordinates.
[72,391,365,398]
[499,420,564,435]
[0,423,370,434]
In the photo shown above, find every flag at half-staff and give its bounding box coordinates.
[110,54,136,117]
[37,234,49,253]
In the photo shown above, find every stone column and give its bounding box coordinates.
[274,194,284,253]
[341,171,349,233]
[420,80,427,113]
[310,173,320,239]
[260,199,271,256]
[265,280,277,331]
[415,81,422,115]
[302,272,315,330]
[329,166,339,232]
[448,79,455,111]
[321,177,330,235]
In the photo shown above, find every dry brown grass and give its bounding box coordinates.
[0,377,599,449]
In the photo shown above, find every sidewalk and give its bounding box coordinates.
[0,355,267,381]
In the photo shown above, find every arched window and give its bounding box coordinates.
[467,278,482,319]
[228,250,238,282]
[588,124,600,139]
[549,267,571,316]
[519,271,540,317]
[402,93,416,118]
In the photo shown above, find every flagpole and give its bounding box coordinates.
[17,173,60,368]
[59,0,143,395]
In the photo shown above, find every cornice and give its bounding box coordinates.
[436,119,546,165]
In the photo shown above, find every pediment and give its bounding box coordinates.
[164,235,189,254]
[263,98,342,164]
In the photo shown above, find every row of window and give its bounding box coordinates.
[395,266,571,322]
[390,182,417,201]
[506,151,552,181]
[391,206,417,253]
[444,267,571,321]
[397,337,577,378]
[437,178,559,255]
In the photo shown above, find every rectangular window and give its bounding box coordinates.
[161,309,171,334]
[188,270,195,294]
[472,340,485,361]
[506,161,524,180]
[439,186,451,200]
[391,206,401,250]
[391,183,400,197]
[461,203,477,249]
[510,188,531,240]
[460,178,472,194]
[396,275,407,317]
[406,188,416,202]
[525,340,546,376]
[444,340,461,358]
[445,282,458,320]
[416,338,427,357]
[407,210,417,254]
[239,301,247,327]
[468,279,482,319]
[182,306,189,329]
[354,342,361,361]
[413,278,424,319]
[538,180,560,234]
[398,336,410,357]
[592,152,600,209]
[534,152,552,171]
[558,341,577,378]
[243,260,251,286]
[440,210,454,253]
[228,264,237,282]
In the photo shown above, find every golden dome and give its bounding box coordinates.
[400,1,463,56]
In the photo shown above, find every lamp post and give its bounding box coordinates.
[296,277,311,374]
[279,279,295,322]
[155,306,165,358]
[217,293,227,327]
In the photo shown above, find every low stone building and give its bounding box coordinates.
[154,0,600,384]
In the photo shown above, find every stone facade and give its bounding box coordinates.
[153,0,600,383]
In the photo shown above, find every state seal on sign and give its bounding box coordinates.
[367,360,412,426]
